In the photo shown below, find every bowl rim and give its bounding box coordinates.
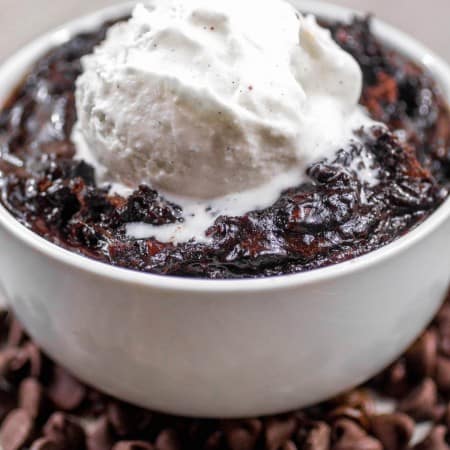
[0,0,449,293]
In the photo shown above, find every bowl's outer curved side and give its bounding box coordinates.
[0,0,449,417]
[0,214,448,417]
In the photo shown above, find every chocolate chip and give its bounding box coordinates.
[0,341,44,384]
[405,329,438,379]
[113,441,154,450]
[439,334,450,359]
[87,417,115,450]
[154,429,181,450]
[413,425,450,450]
[265,415,297,450]
[398,378,438,421]
[47,365,86,411]
[331,419,382,450]
[280,441,297,450]
[107,400,152,436]
[381,361,410,398]
[0,389,17,422]
[436,357,450,392]
[19,378,46,419]
[204,431,223,450]
[444,405,450,430]
[0,347,30,382]
[437,307,450,357]
[370,413,414,450]
[222,419,262,450]
[437,303,450,327]
[298,421,330,450]
[224,428,257,450]
[328,406,370,431]
[0,311,9,344]
[0,408,34,450]
[43,412,86,450]
[334,390,375,416]
[85,390,108,416]
[23,342,43,378]
[30,437,65,450]
[433,403,447,422]
[186,421,217,447]
[7,318,26,347]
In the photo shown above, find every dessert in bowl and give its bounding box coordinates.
[0,0,448,417]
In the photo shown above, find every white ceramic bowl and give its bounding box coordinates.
[0,0,449,419]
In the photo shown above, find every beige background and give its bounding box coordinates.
[0,0,449,63]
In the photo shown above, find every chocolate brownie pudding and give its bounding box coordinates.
[0,11,449,279]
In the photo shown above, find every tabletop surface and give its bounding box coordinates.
[1,0,449,64]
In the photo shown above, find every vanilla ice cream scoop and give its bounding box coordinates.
[75,0,369,201]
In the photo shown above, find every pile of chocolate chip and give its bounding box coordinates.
[0,290,450,450]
